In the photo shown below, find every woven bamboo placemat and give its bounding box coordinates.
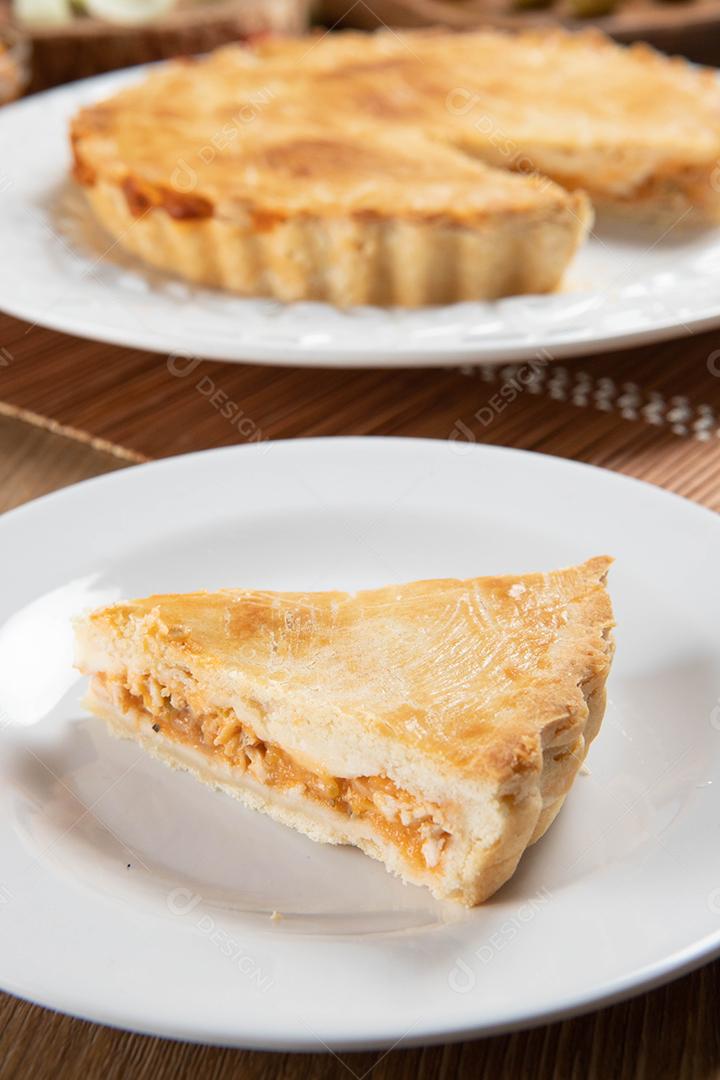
[1,310,719,509]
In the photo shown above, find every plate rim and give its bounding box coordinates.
[3,434,720,531]
[0,929,718,1051]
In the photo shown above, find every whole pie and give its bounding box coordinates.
[70,28,720,307]
[74,558,615,905]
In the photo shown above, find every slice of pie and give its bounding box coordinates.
[73,558,615,905]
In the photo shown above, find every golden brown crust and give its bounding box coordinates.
[74,558,615,904]
[81,178,589,305]
[71,107,578,224]
[72,28,720,217]
[68,30,621,305]
[69,27,720,304]
[78,557,614,784]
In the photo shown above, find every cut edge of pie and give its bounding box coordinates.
[73,557,615,906]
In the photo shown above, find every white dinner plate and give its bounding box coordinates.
[2,68,720,366]
[0,437,718,1049]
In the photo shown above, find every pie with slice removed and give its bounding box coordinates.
[69,28,720,307]
[74,557,615,905]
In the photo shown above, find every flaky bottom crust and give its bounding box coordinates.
[83,180,590,308]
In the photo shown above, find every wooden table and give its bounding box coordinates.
[1,307,719,1078]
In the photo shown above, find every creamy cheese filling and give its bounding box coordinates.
[93,673,451,872]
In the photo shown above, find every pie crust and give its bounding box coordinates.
[74,558,615,905]
[72,117,590,306]
[69,29,720,307]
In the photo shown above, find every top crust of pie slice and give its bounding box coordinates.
[75,557,615,905]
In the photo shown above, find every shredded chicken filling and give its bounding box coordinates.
[96,673,450,872]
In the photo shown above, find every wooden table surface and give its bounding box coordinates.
[1,299,719,1077]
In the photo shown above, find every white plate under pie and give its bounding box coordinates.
[2,69,720,366]
[0,437,718,1049]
